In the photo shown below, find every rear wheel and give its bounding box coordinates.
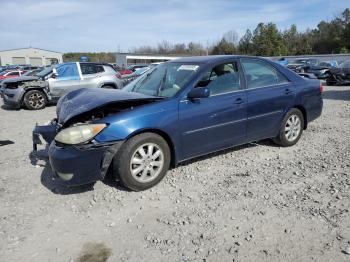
[23,90,47,110]
[273,108,304,147]
[113,133,171,191]
[326,78,335,86]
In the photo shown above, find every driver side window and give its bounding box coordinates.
[56,63,80,80]
[197,62,241,95]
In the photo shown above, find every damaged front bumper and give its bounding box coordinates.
[1,87,24,108]
[32,122,124,186]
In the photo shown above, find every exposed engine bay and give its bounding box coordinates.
[62,98,161,127]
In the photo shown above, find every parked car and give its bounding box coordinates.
[116,67,133,76]
[326,60,350,85]
[287,58,318,73]
[1,62,122,110]
[287,59,336,80]
[128,64,148,72]
[134,66,151,76]
[22,68,45,76]
[276,57,289,66]
[0,70,24,82]
[32,56,323,191]
[19,65,42,71]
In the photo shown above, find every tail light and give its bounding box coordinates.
[320,82,323,94]
[115,73,121,79]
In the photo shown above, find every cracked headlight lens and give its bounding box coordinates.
[55,124,106,145]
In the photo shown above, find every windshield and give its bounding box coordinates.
[36,67,53,78]
[122,62,200,97]
[23,69,41,76]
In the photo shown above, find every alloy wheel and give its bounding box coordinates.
[28,93,45,109]
[129,143,164,183]
[284,114,301,142]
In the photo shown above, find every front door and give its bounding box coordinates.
[49,62,81,99]
[179,61,247,160]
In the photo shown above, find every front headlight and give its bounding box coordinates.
[55,124,106,145]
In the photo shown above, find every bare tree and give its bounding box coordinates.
[223,30,239,44]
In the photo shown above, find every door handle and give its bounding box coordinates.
[285,88,293,94]
[234,98,244,104]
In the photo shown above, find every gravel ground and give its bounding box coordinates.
[0,85,349,262]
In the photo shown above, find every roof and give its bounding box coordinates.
[116,52,187,57]
[0,47,62,54]
[170,55,260,63]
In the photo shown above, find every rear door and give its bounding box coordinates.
[48,62,81,98]
[79,63,104,88]
[179,60,247,159]
[241,58,295,141]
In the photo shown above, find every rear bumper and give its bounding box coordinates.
[32,122,123,186]
[308,97,323,123]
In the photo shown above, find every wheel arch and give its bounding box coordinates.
[21,87,49,105]
[293,105,308,129]
[100,82,118,89]
[125,128,177,168]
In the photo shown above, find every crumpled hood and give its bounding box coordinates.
[2,75,38,84]
[57,88,157,124]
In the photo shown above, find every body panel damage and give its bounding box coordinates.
[56,88,162,125]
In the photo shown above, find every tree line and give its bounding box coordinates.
[63,8,350,62]
[131,8,350,56]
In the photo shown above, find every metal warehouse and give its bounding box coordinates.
[0,47,63,66]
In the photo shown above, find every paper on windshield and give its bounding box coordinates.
[177,65,199,71]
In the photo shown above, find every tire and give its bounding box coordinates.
[273,108,304,147]
[113,133,171,191]
[101,85,115,89]
[326,78,335,86]
[23,90,48,110]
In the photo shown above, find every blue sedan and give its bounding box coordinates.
[33,56,323,191]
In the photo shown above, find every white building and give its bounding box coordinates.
[116,53,182,66]
[0,47,63,66]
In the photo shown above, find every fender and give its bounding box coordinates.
[20,86,52,103]
[19,79,52,102]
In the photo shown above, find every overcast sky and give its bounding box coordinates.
[0,0,348,52]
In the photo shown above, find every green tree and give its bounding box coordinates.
[251,23,287,56]
[238,29,253,54]
[211,38,236,55]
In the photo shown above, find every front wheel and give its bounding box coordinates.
[23,90,47,110]
[113,133,171,191]
[273,108,304,147]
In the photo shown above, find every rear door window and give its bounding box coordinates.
[241,59,289,89]
[80,64,104,75]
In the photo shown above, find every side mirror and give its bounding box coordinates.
[51,73,58,79]
[187,88,210,100]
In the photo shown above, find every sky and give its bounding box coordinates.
[0,0,348,53]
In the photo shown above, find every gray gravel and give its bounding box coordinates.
[0,85,349,262]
